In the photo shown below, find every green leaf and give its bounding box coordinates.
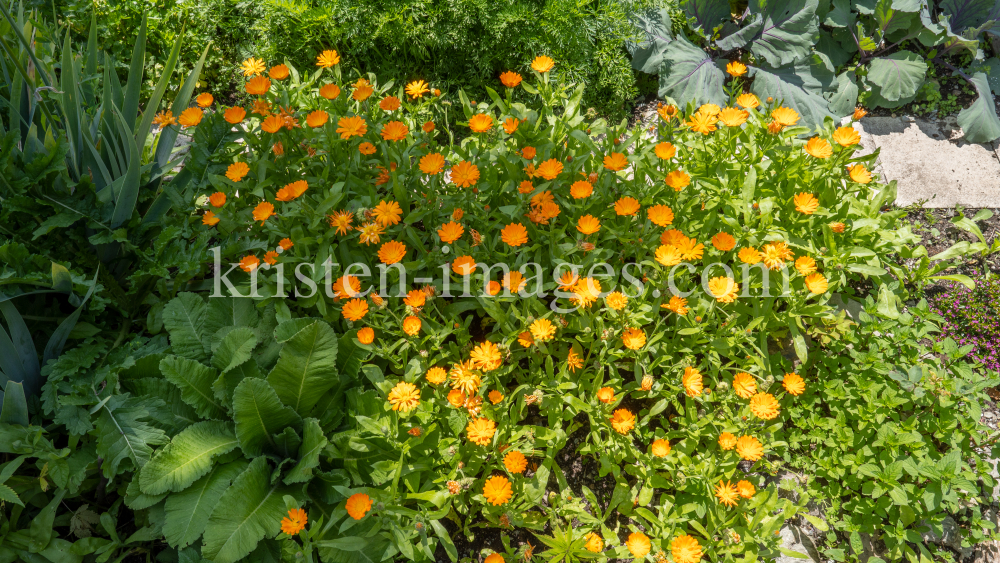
[749,0,820,67]
[0,381,28,426]
[140,421,238,495]
[284,418,327,484]
[233,378,301,457]
[212,327,257,373]
[95,395,169,478]
[657,34,727,107]
[957,72,1000,143]
[867,51,926,102]
[682,0,729,37]
[803,513,829,531]
[164,459,248,549]
[163,293,209,362]
[160,356,226,419]
[0,483,22,506]
[750,62,837,131]
[874,0,916,34]
[716,13,763,50]
[202,457,288,563]
[827,70,859,115]
[629,8,673,73]
[266,321,339,416]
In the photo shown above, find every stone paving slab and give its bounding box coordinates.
[852,116,1000,208]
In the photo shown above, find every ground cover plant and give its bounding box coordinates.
[0,4,999,563]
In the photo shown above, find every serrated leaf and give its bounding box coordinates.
[284,418,327,484]
[164,459,248,549]
[749,0,820,67]
[140,421,238,495]
[657,33,727,107]
[95,394,168,479]
[163,293,208,361]
[202,457,288,563]
[867,51,926,101]
[160,356,226,419]
[233,378,301,457]
[0,483,22,506]
[957,72,1000,143]
[750,63,837,131]
[266,321,339,416]
[212,327,257,373]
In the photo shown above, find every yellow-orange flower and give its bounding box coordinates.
[622,328,646,350]
[281,508,307,535]
[425,367,447,385]
[404,289,426,308]
[833,125,861,146]
[671,534,702,563]
[352,78,374,101]
[783,372,805,395]
[719,432,737,450]
[733,372,757,399]
[571,277,601,308]
[195,92,214,108]
[332,275,361,300]
[662,295,688,315]
[503,117,520,134]
[614,196,640,216]
[651,439,671,457]
[451,160,480,187]
[736,435,764,461]
[500,71,522,87]
[795,256,817,275]
[848,164,871,183]
[336,116,367,139]
[698,103,721,117]
[319,83,341,99]
[708,276,739,303]
[276,180,308,202]
[402,315,421,336]
[603,152,628,171]
[596,387,615,404]
[683,366,703,397]
[610,409,635,434]
[605,291,627,310]
[501,223,529,247]
[437,221,464,243]
[260,115,284,133]
[305,110,328,128]
[584,532,603,553]
[467,417,496,446]
[355,142,375,155]
[726,60,747,76]
[378,240,407,265]
[342,299,369,322]
[489,390,504,404]
[503,270,527,293]
[269,64,289,80]
[482,475,512,505]
[357,327,375,344]
[567,348,583,371]
[654,142,676,160]
[761,241,793,270]
[712,232,736,251]
[644,204,673,227]
[853,107,868,120]
[203,211,220,226]
[373,200,402,226]
[345,493,371,520]
[388,381,420,412]
[569,180,593,199]
[576,215,601,235]
[245,76,271,95]
[737,479,756,498]
[316,50,340,67]
[771,106,800,127]
[252,201,274,224]
[794,192,819,214]
[240,57,266,77]
[805,272,828,294]
[219,107,244,126]
[381,121,409,141]
[379,96,401,112]
[737,93,760,109]
[208,192,226,208]
[655,244,682,267]
[226,162,249,182]
[536,159,563,180]
[719,107,748,127]
[751,393,781,421]
[423,120,435,133]
[687,110,717,134]
[360,221,384,243]
[531,55,555,73]
[738,247,762,264]
[405,80,430,98]
[178,107,203,127]
[239,255,260,272]
[831,221,846,233]
[665,170,691,190]
[452,256,476,276]
[804,137,832,158]
[470,341,502,371]
[504,450,527,474]
[716,480,740,507]
[419,153,445,175]
[328,211,354,235]
[529,318,555,342]
[469,114,494,133]
[447,389,466,407]
[625,532,651,558]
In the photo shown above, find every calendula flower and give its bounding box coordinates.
[503,270,527,293]
[658,104,678,120]
[422,120,435,133]
[208,192,226,208]
[642,205,673,228]
[687,111,717,134]
[719,107,748,127]
[253,201,275,224]
[225,162,249,182]
[402,315,421,336]
[352,78,374,101]
[372,200,402,226]
[504,450,527,474]
[520,147,536,160]
[332,275,361,300]
[805,272,828,294]
[517,180,534,194]
[503,117,520,134]
[736,435,764,461]
[501,223,529,247]
[596,387,615,404]
[662,295,688,315]
[614,196,640,216]
[761,241,794,270]
[795,256,817,275]
[737,93,760,109]
[804,137,832,158]
[152,110,176,128]
[377,240,406,264]
[665,170,691,190]
[584,532,603,553]
[626,532,651,558]
[733,372,757,399]
[245,76,271,95]
[603,152,628,171]
[375,95,400,112]
[405,80,430,98]
[489,390,504,405]
[661,228,686,246]
[654,142,676,160]
[566,348,583,371]
[240,57,266,77]
[316,49,340,67]
[712,232,736,251]
[403,289,426,309]
[260,115,284,134]
[517,331,534,347]
[452,256,476,276]
[794,192,820,214]
[569,180,593,199]
[571,277,601,308]
[771,106,800,127]
[336,116,367,139]
[388,381,420,412]
[178,107,203,128]
[671,535,702,563]
[767,120,784,134]
[651,439,671,457]
[381,121,409,141]
[500,71,522,87]
[357,327,375,344]
[719,432,737,450]
[483,475,512,505]
[471,341,502,371]
[195,93,214,108]
[699,103,721,117]
[239,255,260,272]
[853,107,868,120]
[327,210,354,235]
[833,125,861,146]
[268,64,289,80]
[622,328,646,350]
[467,417,496,446]
[576,215,601,235]
[276,180,308,202]
[708,276,739,303]
[610,409,636,434]
[655,244,682,267]
[536,159,563,180]
[848,164,871,183]
[830,221,846,233]
[737,480,756,498]
[529,318,556,342]
[251,99,271,117]
[202,211,220,226]
[425,367,447,385]
[415,153,444,175]
[345,493,371,520]
[726,60,748,76]
[280,508,307,535]
[447,389,466,407]
[303,110,328,128]
[738,247,762,265]
[451,160,480,187]
[436,221,464,244]
[716,480,740,507]
[354,142,375,156]
[605,292,627,310]
[683,366,703,396]
[342,299,369,322]
[319,83,341,99]
[531,55,555,73]
[783,372,805,395]
[469,114,493,133]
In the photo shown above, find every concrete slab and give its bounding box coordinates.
[850,116,1000,208]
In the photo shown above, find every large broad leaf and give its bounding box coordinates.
[957,72,1000,143]
[939,0,995,31]
[682,0,730,37]
[232,378,301,457]
[163,293,209,362]
[160,355,226,419]
[284,418,328,484]
[95,395,169,478]
[750,62,838,130]
[827,70,860,115]
[749,0,820,67]
[874,0,917,34]
[867,50,926,101]
[717,13,763,49]
[212,328,257,374]
[164,459,248,549]
[205,298,259,346]
[657,34,727,107]
[201,457,288,563]
[266,321,339,417]
[629,8,673,73]
[139,421,238,495]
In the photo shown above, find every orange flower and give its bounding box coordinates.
[352,78,374,101]
[576,215,601,235]
[381,121,409,141]
[501,223,529,247]
[240,57,266,77]
[625,532,650,558]
[504,450,527,473]
[280,508,307,535]
[531,55,555,73]
[388,381,420,412]
[332,275,361,300]
[665,170,691,190]
[260,115,284,133]
[683,366,703,397]
[536,159,563,180]
[711,232,736,251]
[646,204,674,227]
[662,295,688,315]
[614,196,640,216]
[483,475,512,505]
[405,80,430,98]
[202,211,220,226]
[451,161,480,187]
[708,276,739,303]
[848,164,871,183]
[178,107,203,128]
[372,200,402,226]
[452,256,476,276]
[305,110,328,128]
[328,211,354,235]
[657,104,678,120]
[276,180,308,202]
[379,95,401,111]
[195,92,214,107]
[402,316,421,336]
[503,117,520,134]
[805,272,828,294]
[529,318,555,341]
[153,110,177,127]
[804,137,832,158]
[610,409,635,434]
[584,532,603,553]
[437,221,464,243]
[518,331,534,347]
[622,328,646,350]
[378,241,407,264]
[783,372,805,395]
[833,125,861,146]
[853,107,868,120]
[566,348,583,371]
[605,292,627,310]
[316,50,340,67]
[404,289,426,308]
[245,76,271,95]
[342,299,369,322]
[319,83,341,99]
[466,417,496,446]
[251,99,271,116]
[358,142,376,155]
[469,114,493,133]
[795,256,817,275]
[651,439,671,457]
[336,116,367,139]
[736,93,760,109]
[425,367,447,385]
[830,221,846,233]
[571,277,602,308]
[269,64,289,80]
[226,162,249,182]
[487,280,501,295]
[762,241,794,270]
[771,106,800,127]
[736,480,756,498]
[733,372,757,399]
[719,432,737,450]
[716,480,740,507]
[252,201,274,224]
[736,435,764,461]
[500,71,522,87]
[719,107,748,127]
[521,146,536,159]
[470,341,502,371]
[671,535,702,563]
[687,110,717,134]
[794,192,819,214]
[596,387,615,403]
[345,493,371,520]
[208,192,226,208]
[357,327,375,344]
[569,180,593,199]
[239,255,260,272]
[422,120,435,133]
[447,389,466,407]
[654,142,676,160]
[726,60,747,76]
[603,152,628,171]
[489,390,504,404]
[503,270,527,293]
[419,153,445,175]
[738,247,762,264]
